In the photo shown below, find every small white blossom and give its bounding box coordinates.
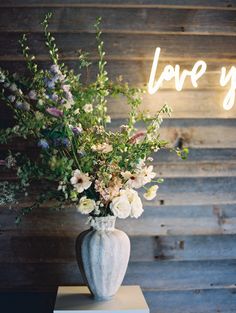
[83,103,93,113]
[9,83,17,92]
[105,115,111,123]
[28,90,37,100]
[8,95,15,103]
[144,185,159,201]
[92,143,113,154]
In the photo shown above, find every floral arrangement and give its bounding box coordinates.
[0,14,188,224]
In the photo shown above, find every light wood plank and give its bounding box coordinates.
[1,203,236,236]
[144,288,236,313]
[111,119,236,148]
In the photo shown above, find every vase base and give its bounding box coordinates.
[93,294,114,301]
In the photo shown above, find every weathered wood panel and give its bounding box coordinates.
[1,0,236,10]
[1,203,236,236]
[1,93,236,120]
[144,288,236,313]
[0,32,236,61]
[0,60,232,90]
[1,234,236,263]
[0,7,236,35]
[1,260,236,290]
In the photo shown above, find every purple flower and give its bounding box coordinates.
[46,107,63,117]
[61,138,70,147]
[28,90,37,100]
[50,93,59,102]
[38,139,49,149]
[72,126,82,135]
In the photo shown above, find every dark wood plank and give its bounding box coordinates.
[0,291,56,313]
[0,288,236,313]
[0,260,236,290]
[0,8,236,34]
[1,0,236,10]
[0,33,236,61]
[1,233,236,263]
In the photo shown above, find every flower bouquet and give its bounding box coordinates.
[0,14,187,299]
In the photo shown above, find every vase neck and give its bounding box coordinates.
[91,216,116,231]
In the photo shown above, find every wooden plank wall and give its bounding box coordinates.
[1,1,236,312]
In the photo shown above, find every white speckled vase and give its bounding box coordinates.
[76,216,130,300]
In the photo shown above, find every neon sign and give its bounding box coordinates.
[148,47,236,111]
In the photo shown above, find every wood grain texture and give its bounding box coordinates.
[0,59,233,90]
[1,203,236,236]
[1,0,236,10]
[144,288,236,313]
[0,7,236,35]
[1,260,236,290]
[0,32,236,61]
[1,233,236,263]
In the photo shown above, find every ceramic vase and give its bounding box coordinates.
[76,216,130,300]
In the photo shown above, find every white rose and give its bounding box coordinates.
[77,196,96,214]
[120,188,143,218]
[144,185,159,201]
[110,194,131,219]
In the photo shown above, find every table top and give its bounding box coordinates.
[54,286,149,313]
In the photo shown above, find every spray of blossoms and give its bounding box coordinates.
[0,14,188,223]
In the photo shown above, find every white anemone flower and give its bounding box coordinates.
[70,169,92,193]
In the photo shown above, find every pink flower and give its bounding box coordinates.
[46,107,63,117]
